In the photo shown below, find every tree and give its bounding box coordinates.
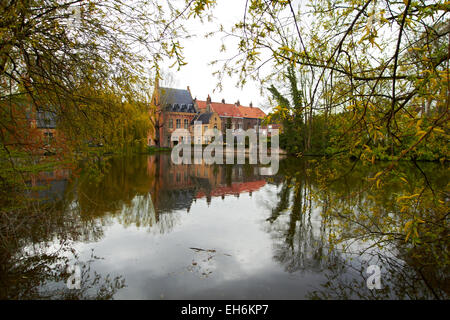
[214,0,449,265]
[0,0,215,200]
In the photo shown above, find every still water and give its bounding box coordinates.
[1,154,448,299]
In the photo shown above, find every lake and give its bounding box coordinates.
[1,154,448,299]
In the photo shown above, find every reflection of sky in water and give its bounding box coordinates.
[69,185,331,299]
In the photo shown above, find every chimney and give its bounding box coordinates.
[250,102,253,108]
[187,86,191,93]
[235,100,240,106]
[221,98,225,104]
[207,94,211,104]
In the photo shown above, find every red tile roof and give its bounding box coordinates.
[196,100,266,119]
[196,100,207,110]
[210,102,243,118]
[237,105,266,119]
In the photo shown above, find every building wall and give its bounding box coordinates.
[148,87,269,148]
[243,118,261,131]
[162,112,196,147]
[190,112,222,144]
[220,116,244,133]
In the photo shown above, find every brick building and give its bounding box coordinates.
[149,80,197,148]
[148,79,268,147]
[194,97,266,134]
[190,110,222,144]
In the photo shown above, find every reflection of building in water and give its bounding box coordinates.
[27,168,71,201]
[73,155,268,234]
[195,180,266,200]
[149,155,267,211]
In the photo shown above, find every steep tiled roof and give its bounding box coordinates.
[196,100,207,110]
[237,105,266,118]
[195,100,266,119]
[195,101,242,118]
[159,87,193,105]
[191,112,214,125]
[210,102,243,117]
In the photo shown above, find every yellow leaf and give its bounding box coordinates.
[405,231,411,242]
[404,220,413,232]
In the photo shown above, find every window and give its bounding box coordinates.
[169,119,173,128]
[184,119,188,129]
[176,119,181,128]
[214,124,217,129]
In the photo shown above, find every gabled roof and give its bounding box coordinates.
[195,101,243,118]
[159,87,196,113]
[210,102,243,117]
[196,100,207,110]
[195,100,266,119]
[237,105,266,119]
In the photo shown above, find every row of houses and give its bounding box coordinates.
[148,79,273,148]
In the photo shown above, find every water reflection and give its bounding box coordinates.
[1,154,448,299]
[73,155,269,234]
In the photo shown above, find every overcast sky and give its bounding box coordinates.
[159,0,268,111]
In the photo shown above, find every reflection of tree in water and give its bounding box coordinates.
[265,170,346,275]
[307,249,449,300]
[0,200,125,299]
[71,155,194,234]
[267,158,449,299]
[72,155,271,234]
[116,193,183,234]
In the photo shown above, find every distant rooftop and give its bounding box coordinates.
[159,87,193,105]
[195,100,266,119]
[191,112,215,125]
[159,87,196,113]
